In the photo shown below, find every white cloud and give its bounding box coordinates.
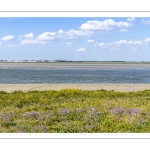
[141,19,150,25]
[76,48,86,52]
[37,32,56,41]
[145,38,150,42]
[112,40,143,45]
[94,42,108,48]
[20,19,133,45]
[58,29,93,39]
[21,32,56,44]
[80,19,131,31]
[21,39,45,45]
[87,39,94,43]
[21,29,93,44]
[1,35,14,41]
[66,42,73,45]
[0,42,2,46]
[119,29,128,32]
[23,33,34,38]
[127,17,135,21]
[95,39,143,51]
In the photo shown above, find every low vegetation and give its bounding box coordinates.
[0,89,150,133]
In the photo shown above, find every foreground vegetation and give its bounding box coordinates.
[0,89,150,133]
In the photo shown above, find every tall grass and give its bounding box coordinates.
[0,89,150,132]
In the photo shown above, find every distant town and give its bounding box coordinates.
[0,60,150,63]
[0,60,55,63]
[0,60,132,63]
[0,59,136,62]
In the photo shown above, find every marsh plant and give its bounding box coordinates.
[0,89,150,132]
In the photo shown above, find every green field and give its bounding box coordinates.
[0,89,150,133]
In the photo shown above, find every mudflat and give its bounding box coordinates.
[1,62,150,70]
[0,84,150,92]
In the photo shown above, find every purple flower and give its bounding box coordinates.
[58,108,71,115]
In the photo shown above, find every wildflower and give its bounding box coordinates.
[85,125,94,130]
[75,108,84,113]
[22,111,40,118]
[110,107,142,116]
[58,108,71,115]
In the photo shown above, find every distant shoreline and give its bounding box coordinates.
[1,61,150,64]
[1,84,150,92]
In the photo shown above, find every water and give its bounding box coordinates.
[1,68,150,84]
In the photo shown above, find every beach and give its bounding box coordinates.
[0,84,150,92]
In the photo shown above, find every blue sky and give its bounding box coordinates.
[0,17,150,61]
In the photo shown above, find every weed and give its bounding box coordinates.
[0,89,150,132]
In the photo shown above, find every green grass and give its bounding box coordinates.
[0,89,150,133]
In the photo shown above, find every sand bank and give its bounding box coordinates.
[1,63,150,70]
[0,84,150,92]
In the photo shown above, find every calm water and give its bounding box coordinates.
[0,68,150,84]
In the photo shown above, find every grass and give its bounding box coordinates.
[0,89,150,133]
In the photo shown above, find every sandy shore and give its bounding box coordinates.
[0,84,150,92]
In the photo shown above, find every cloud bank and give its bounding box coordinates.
[80,19,131,31]
[20,19,133,45]
[94,39,150,51]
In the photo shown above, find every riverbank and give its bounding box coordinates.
[1,84,150,92]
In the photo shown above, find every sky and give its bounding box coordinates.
[0,17,150,61]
